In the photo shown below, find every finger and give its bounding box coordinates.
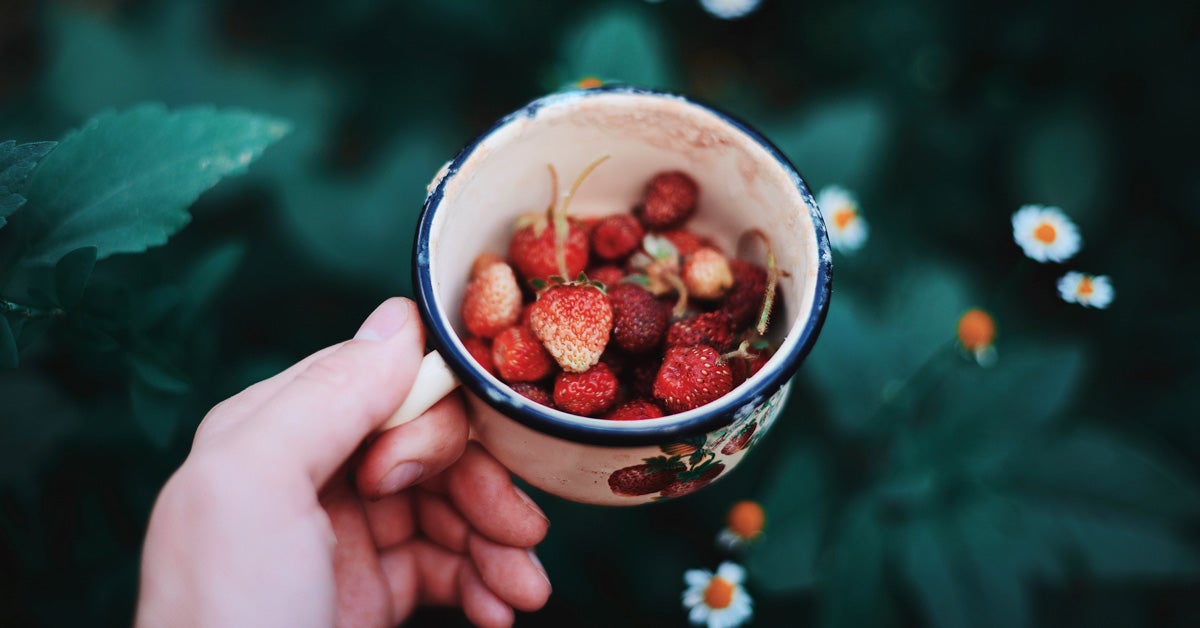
[468,533,552,612]
[459,562,514,628]
[416,491,470,553]
[194,343,344,445]
[355,395,469,500]
[377,540,464,623]
[447,444,549,548]
[321,478,391,627]
[228,298,426,486]
[363,490,415,550]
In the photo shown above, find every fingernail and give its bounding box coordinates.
[513,486,548,524]
[355,298,412,342]
[527,548,551,587]
[377,461,423,495]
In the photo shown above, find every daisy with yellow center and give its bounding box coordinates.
[717,500,766,550]
[576,77,604,89]
[1058,272,1114,308]
[956,308,998,366]
[1012,205,1081,262]
[816,185,868,253]
[683,562,753,628]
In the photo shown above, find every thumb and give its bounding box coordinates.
[231,298,427,486]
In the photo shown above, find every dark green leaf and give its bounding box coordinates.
[769,97,890,191]
[128,353,191,395]
[559,5,673,88]
[177,242,245,321]
[1005,428,1200,519]
[129,377,184,448]
[818,498,896,628]
[0,316,17,368]
[53,246,97,307]
[21,104,290,265]
[900,518,974,628]
[746,446,827,593]
[0,140,58,229]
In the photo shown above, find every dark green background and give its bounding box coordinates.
[2,0,1198,626]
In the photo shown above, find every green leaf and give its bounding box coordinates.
[768,96,890,191]
[1005,428,1200,519]
[53,246,97,307]
[129,377,184,448]
[0,140,58,229]
[1014,108,1111,221]
[818,498,896,628]
[559,5,674,88]
[746,446,827,593]
[21,104,290,265]
[900,518,975,628]
[0,316,17,368]
[174,242,246,329]
[128,353,191,395]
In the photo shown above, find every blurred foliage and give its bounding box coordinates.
[2,0,1198,626]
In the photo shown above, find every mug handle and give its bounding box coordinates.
[381,350,461,430]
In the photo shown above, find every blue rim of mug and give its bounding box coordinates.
[413,85,832,447]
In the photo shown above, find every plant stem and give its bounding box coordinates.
[0,299,64,319]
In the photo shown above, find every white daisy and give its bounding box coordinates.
[1058,272,1114,309]
[816,185,868,253]
[1012,205,1081,262]
[682,562,754,628]
[700,0,763,20]
[716,501,765,550]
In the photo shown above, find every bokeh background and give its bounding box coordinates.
[2,0,1199,626]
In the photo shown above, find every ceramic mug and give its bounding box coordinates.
[385,86,832,506]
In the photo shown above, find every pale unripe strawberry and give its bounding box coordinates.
[682,247,733,300]
[461,260,522,338]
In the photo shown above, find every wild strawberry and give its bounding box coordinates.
[722,259,769,329]
[630,357,661,399]
[492,325,554,383]
[461,260,522,338]
[607,456,685,496]
[508,217,590,282]
[637,171,698,229]
[658,229,712,257]
[510,382,552,407]
[608,283,670,354]
[729,348,770,387]
[553,363,619,416]
[666,311,736,352]
[587,264,626,290]
[470,252,506,279]
[605,399,665,421]
[721,424,757,455]
[462,336,496,376]
[682,247,733,300]
[508,157,610,282]
[653,345,734,413]
[660,462,725,497]
[528,282,613,373]
[591,214,644,261]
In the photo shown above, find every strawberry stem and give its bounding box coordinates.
[740,229,779,336]
[554,154,610,277]
[664,272,689,318]
[719,339,760,364]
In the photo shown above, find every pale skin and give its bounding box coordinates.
[137,298,552,627]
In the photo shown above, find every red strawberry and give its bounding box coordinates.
[653,345,734,413]
[508,217,590,282]
[462,336,496,376]
[722,259,770,329]
[721,424,758,455]
[660,463,725,497]
[553,363,619,416]
[637,171,698,229]
[605,398,666,421]
[658,229,712,257]
[591,214,644,261]
[510,382,553,407]
[608,283,670,354]
[607,456,685,496]
[730,349,770,387]
[682,247,733,300]
[666,311,736,352]
[528,283,613,373]
[492,326,554,383]
[587,264,625,290]
[461,260,523,338]
[630,357,661,400]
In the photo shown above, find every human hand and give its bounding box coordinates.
[137,298,552,628]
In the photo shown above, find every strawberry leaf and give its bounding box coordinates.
[529,278,548,292]
[20,104,289,265]
[0,140,58,230]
